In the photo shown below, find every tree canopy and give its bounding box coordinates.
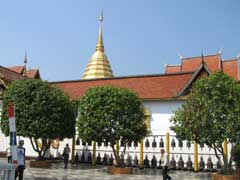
[77,86,147,166]
[171,71,240,171]
[0,79,76,159]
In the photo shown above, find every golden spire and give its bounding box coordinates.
[82,12,114,79]
[96,12,104,52]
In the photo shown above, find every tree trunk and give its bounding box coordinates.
[42,139,52,158]
[222,152,233,174]
[30,137,43,159]
[111,145,123,167]
[29,137,52,160]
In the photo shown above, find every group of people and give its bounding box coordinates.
[7,142,171,180]
[6,141,70,180]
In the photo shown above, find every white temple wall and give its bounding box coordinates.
[142,99,184,135]
[141,100,229,164]
[0,99,231,166]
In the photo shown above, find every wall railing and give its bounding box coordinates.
[0,163,15,180]
[73,134,229,171]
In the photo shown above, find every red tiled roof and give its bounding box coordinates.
[165,65,181,74]
[26,69,40,79]
[181,55,220,72]
[165,54,239,80]
[7,65,40,79]
[52,73,194,100]
[222,59,238,81]
[165,55,221,74]
[8,66,25,74]
[0,66,23,84]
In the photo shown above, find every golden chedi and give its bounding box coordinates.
[82,13,114,79]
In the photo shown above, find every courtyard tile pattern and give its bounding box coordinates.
[23,162,212,180]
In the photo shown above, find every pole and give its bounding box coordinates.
[139,139,143,169]
[92,141,96,166]
[194,142,198,172]
[166,132,170,156]
[223,139,228,162]
[8,103,17,165]
[71,135,75,163]
[116,141,119,157]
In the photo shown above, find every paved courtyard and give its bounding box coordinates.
[21,162,212,180]
[1,158,211,180]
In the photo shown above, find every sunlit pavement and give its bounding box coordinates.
[0,159,211,180]
[22,162,211,180]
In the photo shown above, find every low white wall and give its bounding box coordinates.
[0,130,72,158]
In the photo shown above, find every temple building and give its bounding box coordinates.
[0,54,40,100]
[0,14,239,168]
[0,55,41,158]
[51,14,239,166]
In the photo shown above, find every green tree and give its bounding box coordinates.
[77,86,147,166]
[0,79,76,159]
[171,71,240,174]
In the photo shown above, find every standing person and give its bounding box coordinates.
[15,140,26,180]
[6,145,12,163]
[63,144,70,169]
[160,149,172,180]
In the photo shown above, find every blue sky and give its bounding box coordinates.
[0,0,239,81]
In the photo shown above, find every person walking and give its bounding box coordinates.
[160,149,172,180]
[63,144,70,169]
[6,145,12,163]
[15,140,26,180]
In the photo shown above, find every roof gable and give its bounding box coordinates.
[181,54,220,72]
[26,69,41,79]
[177,63,210,96]
[0,66,23,85]
[7,66,41,79]
[165,54,239,81]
